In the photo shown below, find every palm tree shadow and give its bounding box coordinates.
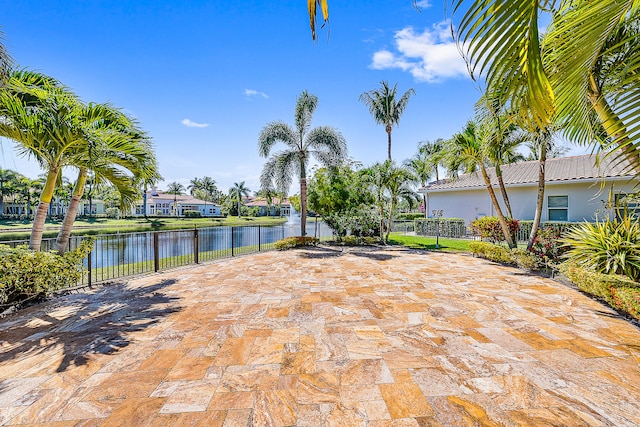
[0,278,181,377]
[350,250,397,261]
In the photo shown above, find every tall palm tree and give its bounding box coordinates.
[0,28,12,83]
[54,103,158,254]
[166,181,185,216]
[448,120,517,248]
[258,90,347,236]
[359,81,415,161]
[404,147,433,218]
[0,69,85,251]
[188,178,202,196]
[475,93,526,219]
[229,181,250,218]
[451,0,640,173]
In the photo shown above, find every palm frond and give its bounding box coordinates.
[294,91,318,141]
[258,121,297,157]
[452,0,555,128]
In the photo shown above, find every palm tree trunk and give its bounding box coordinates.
[300,179,307,237]
[386,125,392,161]
[495,164,513,218]
[385,199,396,242]
[29,166,60,251]
[479,163,516,248]
[588,75,640,173]
[56,168,87,254]
[527,143,547,250]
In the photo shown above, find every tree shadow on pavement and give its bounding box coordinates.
[0,278,181,378]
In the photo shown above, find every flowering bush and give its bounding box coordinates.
[529,227,568,266]
[470,216,519,243]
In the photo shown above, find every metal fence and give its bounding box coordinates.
[3,222,333,288]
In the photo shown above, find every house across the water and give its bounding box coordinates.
[131,188,221,217]
[419,154,639,224]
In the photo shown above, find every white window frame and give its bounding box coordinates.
[548,195,569,221]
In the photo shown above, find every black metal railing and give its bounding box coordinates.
[2,222,333,288]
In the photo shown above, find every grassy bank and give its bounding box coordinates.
[0,216,289,242]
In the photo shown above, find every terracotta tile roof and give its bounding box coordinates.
[422,154,635,191]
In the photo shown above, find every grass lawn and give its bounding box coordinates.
[0,216,290,241]
[388,233,472,252]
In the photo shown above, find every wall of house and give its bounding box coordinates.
[426,179,639,224]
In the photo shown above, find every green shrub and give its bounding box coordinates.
[529,227,568,266]
[559,261,640,320]
[470,216,519,243]
[562,216,640,281]
[105,207,119,218]
[274,236,319,250]
[469,241,492,256]
[0,239,94,305]
[183,210,201,218]
[511,248,538,270]
[470,242,537,269]
[397,212,424,220]
[337,235,380,246]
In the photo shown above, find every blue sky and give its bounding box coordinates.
[1,1,584,194]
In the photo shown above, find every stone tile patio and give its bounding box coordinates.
[1,246,640,426]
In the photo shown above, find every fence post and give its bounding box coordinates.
[87,250,92,287]
[194,228,199,264]
[231,226,235,257]
[153,232,159,272]
[258,225,261,251]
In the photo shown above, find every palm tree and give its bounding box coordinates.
[359,81,415,161]
[0,168,17,216]
[187,178,202,196]
[229,181,250,218]
[382,164,415,242]
[448,120,516,248]
[54,103,158,254]
[452,0,640,173]
[404,148,433,218]
[0,28,12,82]
[475,94,526,219]
[0,69,85,251]
[418,139,445,181]
[166,181,185,216]
[258,90,347,236]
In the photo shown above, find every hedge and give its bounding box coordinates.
[559,262,640,321]
[274,236,319,250]
[0,239,94,307]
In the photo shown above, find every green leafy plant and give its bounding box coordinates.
[0,239,94,306]
[274,236,319,250]
[470,216,519,243]
[183,210,201,218]
[562,215,640,281]
[529,227,568,266]
[559,261,640,321]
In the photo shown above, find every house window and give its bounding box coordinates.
[548,195,568,221]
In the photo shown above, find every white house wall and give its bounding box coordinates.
[426,179,639,224]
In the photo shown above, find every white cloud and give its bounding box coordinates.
[370,21,469,83]
[244,89,269,99]
[414,0,432,8]
[181,119,209,128]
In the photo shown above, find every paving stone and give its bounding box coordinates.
[1,247,640,425]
